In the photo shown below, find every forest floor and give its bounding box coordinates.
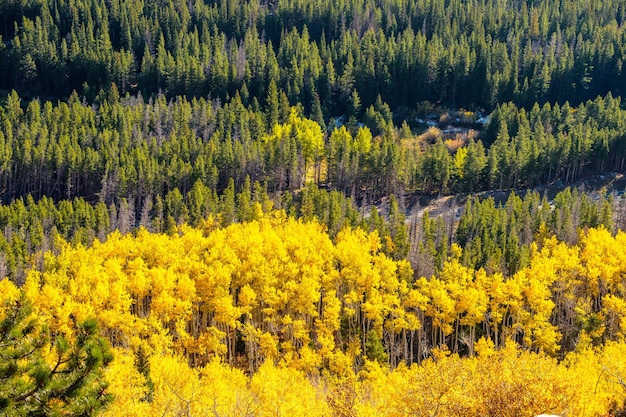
[402,171,626,222]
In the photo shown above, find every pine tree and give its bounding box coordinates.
[0,296,113,416]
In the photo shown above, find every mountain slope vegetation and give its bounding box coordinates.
[2,0,626,415]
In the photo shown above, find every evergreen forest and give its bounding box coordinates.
[1,0,626,415]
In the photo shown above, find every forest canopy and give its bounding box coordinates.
[3,217,626,415]
[2,0,626,415]
[1,0,625,110]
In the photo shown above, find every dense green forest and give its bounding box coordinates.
[1,0,625,109]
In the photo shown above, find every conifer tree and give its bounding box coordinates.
[0,296,113,416]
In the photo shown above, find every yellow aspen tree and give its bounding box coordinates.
[483,271,509,349]
[250,361,329,417]
[197,359,253,417]
[416,276,456,347]
[101,349,151,417]
[457,270,489,356]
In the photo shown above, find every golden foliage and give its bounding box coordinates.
[4,220,626,415]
